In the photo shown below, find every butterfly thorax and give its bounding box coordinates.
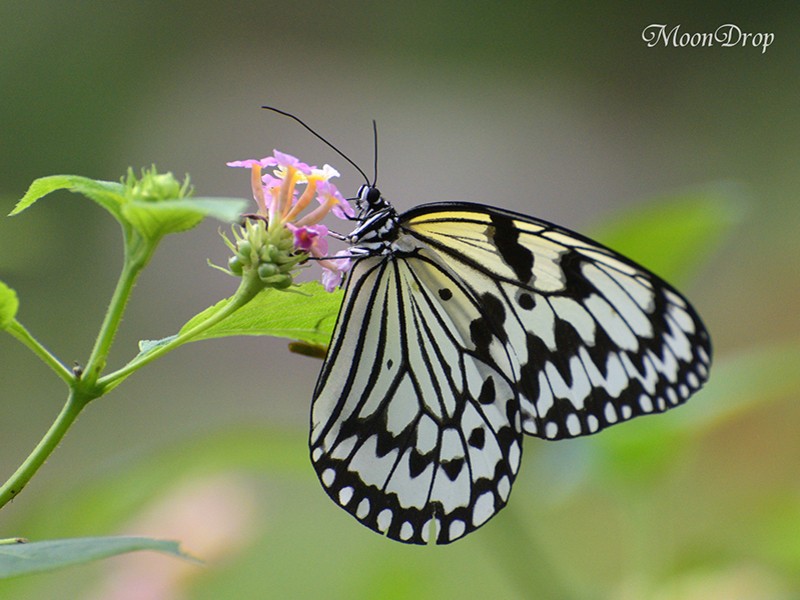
[348,185,402,254]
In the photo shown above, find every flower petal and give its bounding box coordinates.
[287,223,329,253]
[227,158,274,168]
[320,250,353,292]
[316,180,354,220]
[309,164,341,182]
[272,150,312,174]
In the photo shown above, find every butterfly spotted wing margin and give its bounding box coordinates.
[310,250,524,545]
[400,202,712,441]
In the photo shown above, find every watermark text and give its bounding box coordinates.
[642,24,774,53]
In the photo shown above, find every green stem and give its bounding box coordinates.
[0,239,155,509]
[5,320,73,384]
[98,269,265,392]
[84,241,154,385]
[0,390,90,508]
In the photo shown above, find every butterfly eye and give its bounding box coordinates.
[357,186,382,207]
[366,187,382,205]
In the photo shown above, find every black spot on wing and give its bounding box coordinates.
[517,292,535,310]
[480,292,506,328]
[469,292,508,351]
[478,377,496,404]
[442,457,466,481]
[487,213,534,282]
[409,448,431,478]
[469,318,494,353]
[468,427,486,449]
[553,314,585,356]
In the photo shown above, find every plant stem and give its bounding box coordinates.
[84,242,154,385]
[5,320,73,384]
[0,240,154,509]
[0,390,90,508]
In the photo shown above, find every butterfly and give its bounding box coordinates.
[307,181,712,545]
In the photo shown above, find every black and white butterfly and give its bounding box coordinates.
[308,181,711,545]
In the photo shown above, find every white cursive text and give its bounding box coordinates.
[642,24,774,54]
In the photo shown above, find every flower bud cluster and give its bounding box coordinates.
[226,218,301,289]
[226,151,354,291]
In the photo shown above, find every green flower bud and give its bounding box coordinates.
[124,166,192,203]
[236,240,252,260]
[228,256,244,275]
[270,275,293,290]
[257,263,279,279]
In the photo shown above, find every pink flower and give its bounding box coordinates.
[316,179,354,220]
[320,251,353,292]
[226,158,273,169]
[287,223,329,254]
[228,149,354,291]
[260,174,285,191]
[271,150,312,174]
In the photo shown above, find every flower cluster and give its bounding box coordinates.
[226,151,354,291]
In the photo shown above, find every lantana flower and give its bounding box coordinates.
[226,150,354,291]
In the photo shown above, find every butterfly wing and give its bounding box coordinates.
[400,202,712,440]
[311,250,524,544]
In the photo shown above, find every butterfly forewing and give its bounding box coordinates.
[311,251,523,544]
[401,203,712,440]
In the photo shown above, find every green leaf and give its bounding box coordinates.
[0,536,195,579]
[121,197,248,239]
[9,175,127,221]
[185,197,251,223]
[178,281,343,346]
[593,183,747,283]
[0,280,19,329]
[9,174,247,241]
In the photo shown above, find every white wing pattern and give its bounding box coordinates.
[311,201,711,545]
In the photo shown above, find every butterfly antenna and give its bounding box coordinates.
[262,106,370,186]
[371,119,378,187]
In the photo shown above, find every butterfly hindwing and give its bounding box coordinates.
[401,202,712,440]
[311,251,523,544]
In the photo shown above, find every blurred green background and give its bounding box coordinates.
[1,1,799,598]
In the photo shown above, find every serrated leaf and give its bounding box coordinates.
[0,536,195,579]
[9,175,126,221]
[0,280,19,329]
[594,183,747,283]
[178,280,343,345]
